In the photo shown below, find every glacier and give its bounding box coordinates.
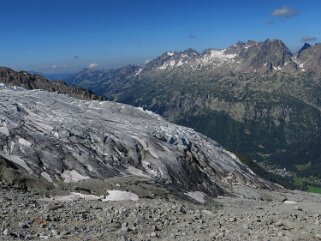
[0,84,271,196]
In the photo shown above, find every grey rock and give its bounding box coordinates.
[3,228,8,236]
[19,221,30,229]
[294,206,303,211]
[150,231,157,237]
[121,222,129,232]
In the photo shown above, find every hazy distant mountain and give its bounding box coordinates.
[43,73,72,81]
[65,65,141,96]
[27,71,71,81]
[65,39,321,178]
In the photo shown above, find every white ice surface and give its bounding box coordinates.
[40,192,102,202]
[103,190,139,202]
[61,170,90,183]
[184,191,206,203]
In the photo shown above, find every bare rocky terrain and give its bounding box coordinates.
[1,179,321,241]
[0,67,102,101]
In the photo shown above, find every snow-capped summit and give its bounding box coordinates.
[141,39,296,73]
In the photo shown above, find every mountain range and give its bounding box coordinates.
[65,39,321,180]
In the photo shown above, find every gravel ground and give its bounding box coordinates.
[1,181,321,241]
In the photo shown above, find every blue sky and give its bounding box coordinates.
[0,0,320,73]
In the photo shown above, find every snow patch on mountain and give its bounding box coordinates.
[41,192,103,202]
[135,68,143,76]
[61,170,91,183]
[292,57,306,72]
[197,49,237,67]
[185,191,206,203]
[167,52,175,57]
[157,48,237,70]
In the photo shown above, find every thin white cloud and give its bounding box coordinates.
[300,36,317,42]
[272,6,298,18]
[51,65,68,70]
[88,63,99,69]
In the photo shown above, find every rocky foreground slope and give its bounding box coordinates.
[1,186,321,241]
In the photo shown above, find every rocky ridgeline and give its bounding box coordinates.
[0,67,103,101]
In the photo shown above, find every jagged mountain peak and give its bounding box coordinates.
[229,40,256,50]
[296,43,312,59]
[240,39,293,72]
[295,41,321,75]
[299,43,311,52]
[182,48,200,56]
[234,41,245,46]
[246,40,257,45]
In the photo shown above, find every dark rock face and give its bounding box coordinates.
[297,43,312,57]
[247,39,292,71]
[0,67,102,101]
